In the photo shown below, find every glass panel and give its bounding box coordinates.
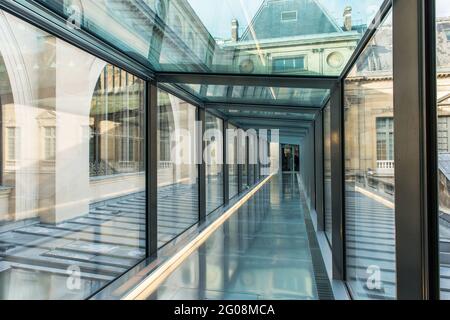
[37,0,384,76]
[437,0,450,300]
[205,113,224,214]
[178,84,330,107]
[227,124,239,199]
[323,102,332,243]
[242,137,248,189]
[248,133,256,185]
[157,89,199,247]
[344,12,395,300]
[0,10,146,299]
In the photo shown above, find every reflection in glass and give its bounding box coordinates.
[37,0,384,76]
[0,10,145,299]
[228,124,239,199]
[344,13,395,299]
[242,136,248,189]
[157,89,199,247]
[205,113,224,214]
[323,102,332,243]
[437,0,450,299]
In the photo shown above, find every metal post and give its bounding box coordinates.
[146,81,158,257]
[330,82,345,280]
[223,120,230,204]
[315,111,324,231]
[393,0,437,299]
[198,108,206,221]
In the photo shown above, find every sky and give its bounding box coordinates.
[187,0,388,40]
[437,0,450,18]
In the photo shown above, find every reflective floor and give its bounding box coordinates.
[147,174,329,300]
[0,180,223,300]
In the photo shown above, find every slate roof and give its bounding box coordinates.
[240,0,342,42]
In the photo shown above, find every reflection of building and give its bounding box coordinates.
[0,0,375,226]
[343,16,450,206]
[224,1,365,76]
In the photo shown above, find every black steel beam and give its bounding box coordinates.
[146,82,158,257]
[205,102,320,114]
[315,111,324,231]
[330,82,345,281]
[393,0,437,300]
[157,72,338,89]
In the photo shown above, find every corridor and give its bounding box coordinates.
[146,174,333,300]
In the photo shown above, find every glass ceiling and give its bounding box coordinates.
[173,83,330,107]
[36,0,384,77]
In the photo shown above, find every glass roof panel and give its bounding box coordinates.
[36,0,384,76]
[218,108,316,120]
[174,83,330,107]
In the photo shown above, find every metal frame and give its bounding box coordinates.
[223,120,230,204]
[0,0,155,81]
[146,82,158,257]
[330,82,345,281]
[157,72,338,90]
[205,103,320,115]
[4,0,442,301]
[392,0,438,300]
[315,111,324,231]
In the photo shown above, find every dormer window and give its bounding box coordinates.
[281,11,297,22]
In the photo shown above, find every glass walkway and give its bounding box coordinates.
[145,174,333,300]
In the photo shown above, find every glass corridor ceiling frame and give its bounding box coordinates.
[32,0,385,77]
[0,0,387,112]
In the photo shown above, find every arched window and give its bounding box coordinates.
[90,65,145,177]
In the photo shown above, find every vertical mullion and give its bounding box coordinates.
[424,0,439,300]
[198,108,206,221]
[315,111,324,231]
[393,0,437,300]
[223,120,230,203]
[146,81,158,257]
[330,82,345,280]
[238,127,243,194]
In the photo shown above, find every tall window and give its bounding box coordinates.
[90,66,145,176]
[344,12,395,300]
[376,117,394,161]
[157,89,199,247]
[205,113,224,214]
[0,11,146,299]
[6,127,19,161]
[43,126,56,160]
[323,102,332,244]
[228,124,239,199]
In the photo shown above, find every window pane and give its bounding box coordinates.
[227,124,239,199]
[323,102,332,243]
[437,0,450,299]
[0,11,146,299]
[344,12,395,299]
[37,0,384,76]
[205,113,224,214]
[157,89,199,247]
[242,136,248,189]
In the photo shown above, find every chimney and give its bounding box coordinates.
[343,6,352,31]
[231,19,239,42]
